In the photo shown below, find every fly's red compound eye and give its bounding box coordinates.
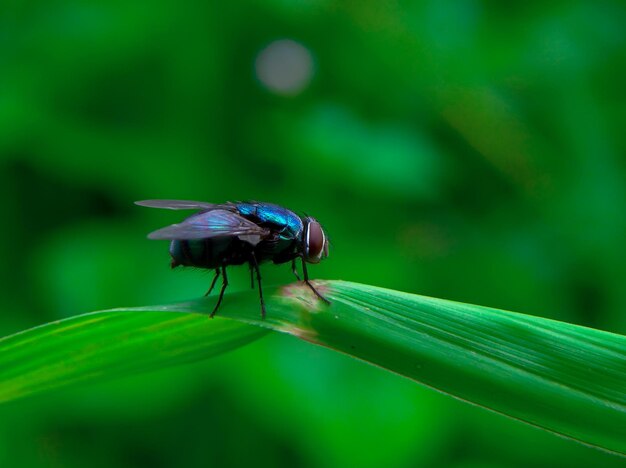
[305,219,326,263]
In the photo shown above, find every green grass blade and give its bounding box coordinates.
[0,311,268,403]
[1,280,624,456]
[139,280,626,456]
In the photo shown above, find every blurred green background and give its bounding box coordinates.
[2,1,626,467]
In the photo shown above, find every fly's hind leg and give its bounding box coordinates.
[210,265,228,318]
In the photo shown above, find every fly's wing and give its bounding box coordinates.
[135,200,217,210]
[146,209,269,245]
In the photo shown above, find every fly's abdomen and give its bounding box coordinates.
[169,238,230,268]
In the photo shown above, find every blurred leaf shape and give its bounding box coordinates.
[0,312,268,404]
[1,280,625,456]
[265,104,445,200]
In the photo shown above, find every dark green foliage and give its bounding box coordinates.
[2,1,626,466]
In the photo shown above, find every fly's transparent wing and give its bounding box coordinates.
[147,209,269,245]
[135,200,216,210]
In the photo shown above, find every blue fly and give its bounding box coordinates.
[136,200,330,318]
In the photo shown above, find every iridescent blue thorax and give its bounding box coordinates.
[235,202,304,240]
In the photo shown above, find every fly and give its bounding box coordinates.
[136,200,330,318]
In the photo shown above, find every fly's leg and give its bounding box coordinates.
[210,265,228,318]
[301,256,330,304]
[250,253,266,319]
[205,268,220,296]
[250,265,255,289]
[291,258,301,282]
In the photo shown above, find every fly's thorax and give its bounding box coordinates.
[236,202,304,239]
[244,230,291,264]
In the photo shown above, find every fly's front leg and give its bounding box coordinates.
[291,258,301,282]
[301,256,330,304]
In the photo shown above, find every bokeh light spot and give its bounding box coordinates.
[255,39,314,96]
